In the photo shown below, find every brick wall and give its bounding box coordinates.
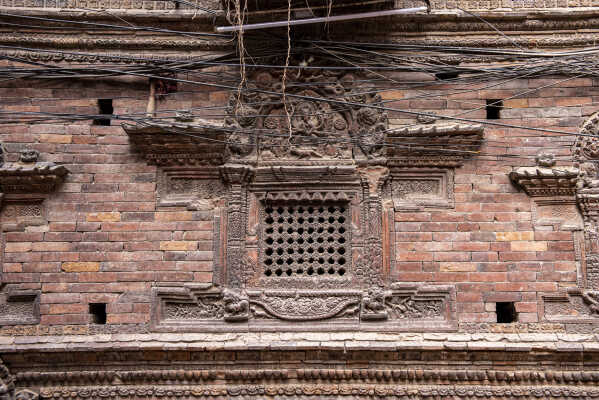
[0,61,590,331]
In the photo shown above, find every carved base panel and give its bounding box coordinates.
[543,289,599,323]
[151,284,455,332]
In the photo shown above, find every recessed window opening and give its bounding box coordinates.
[486,99,503,120]
[89,303,107,324]
[496,302,517,323]
[93,99,113,126]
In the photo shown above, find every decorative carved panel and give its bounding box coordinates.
[385,169,454,210]
[157,167,225,209]
[0,199,46,232]
[0,289,40,325]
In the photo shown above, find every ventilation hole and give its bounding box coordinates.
[318,247,324,253]
[265,259,273,265]
[339,207,345,213]
[277,217,284,223]
[265,248,273,256]
[286,269,292,276]
[265,207,273,213]
[338,227,345,234]
[318,226,325,233]
[338,257,346,265]
[275,269,283,276]
[328,257,335,264]
[287,217,293,224]
[338,237,346,244]
[317,237,324,243]
[328,206,335,213]
[308,207,314,213]
[276,259,284,265]
[327,247,334,254]
[328,268,335,274]
[266,227,274,234]
[298,217,304,224]
[286,258,293,265]
[297,248,304,254]
[287,248,294,254]
[338,216,345,223]
[277,238,284,244]
[307,248,314,254]
[338,248,345,255]
[287,239,294,245]
[308,217,314,223]
[307,237,314,243]
[297,238,305,245]
[287,207,294,213]
[318,258,325,264]
[278,227,284,233]
[296,268,304,274]
[308,228,315,234]
[317,267,325,275]
[486,99,503,120]
[287,228,293,234]
[297,228,304,234]
[89,303,107,324]
[318,217,325,223]
[265,269,272,276]
[318,207,325,213]
[277,207,284,214]
[496,302,517,323]
[307,267,314,275]
[266,217,274,224]
[297,258,304,265]
[93,99,113,126]
[327,237,334,243]
[297,207,304,213]
[328,216,335,223]
[266,237,274,245]
[327,227,335,233]
[277,249,283,255]
[338,268,346,276]
[308,258,315,263]
[435,71,459,81]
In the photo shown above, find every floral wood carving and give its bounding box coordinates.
[224,66,388,162]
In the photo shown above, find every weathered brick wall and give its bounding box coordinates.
[0,62,590,332]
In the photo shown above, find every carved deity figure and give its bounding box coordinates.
[582,290,599,315]
[19,148,39,163]
[535,151,556,168]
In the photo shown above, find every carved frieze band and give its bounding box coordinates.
[152,283,454,331]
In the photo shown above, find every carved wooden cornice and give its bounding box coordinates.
[508,166,579,197]
[122,120,226,166]
[0,150,68,194]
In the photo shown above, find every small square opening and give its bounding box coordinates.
[486,99,503,120]
[93,99,113,126]
[89,303,107,324]
[496,302,517,323]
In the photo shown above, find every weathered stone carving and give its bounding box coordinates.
[509,159,578,197]
[0,200,46,232]
[0,360,14,400]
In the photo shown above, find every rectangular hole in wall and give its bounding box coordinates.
[496,302,517,323]
[93,99,113,126]
[89,303,107,324]
[486,99,503,120]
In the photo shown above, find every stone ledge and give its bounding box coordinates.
[2,332,599,354]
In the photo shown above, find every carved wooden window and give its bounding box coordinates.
[261,202,350,279]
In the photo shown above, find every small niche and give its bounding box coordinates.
[486,99,503,120]
[89,303,107,324]
[93,99,113,126]
[496,302,517,323]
